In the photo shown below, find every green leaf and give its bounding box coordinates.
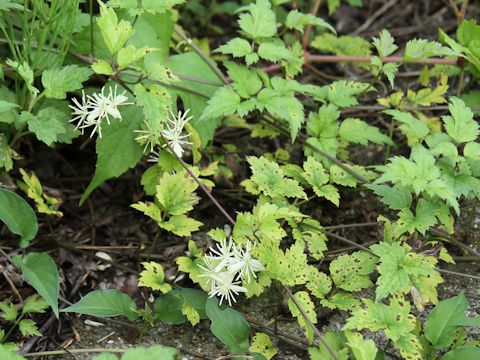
[0,134,13,171]
[249,333,278,360]
[311,33,371,58]
[285,10,334,34]
[237,0,277,40]
[367,184,412,210]
[138,262,171,293]
[121,345,178,360]
[22,295,49,315]
[257,41,293,63]
[464,142,480,161]
[97,1,134,55]
[156,171,199,215]
[0,344,25,360]
[201,86,240,119]
[344,331,378,360]
[287,291,317,343]
[160,214,203,237]
[327,81,371,107]
[0,189,38,247]
[329,251,377,292]
[0,302,18,321]
[154,288,208,324]
[216,38,258,65]
[372,29,398,58]
[91,60,115,75]
[308,331,349,360]
[41,65,91,99]
[18,319,41,337]
[397,198,439,234]
[6,60,38,94]
[371,242,442,302]
[62,290,138,321]
[339,118,393,145]
[12,253,59,317]
[205,297,250,354]
[134,83,172,120]
[343,297,421,359]
[425,291,468,349]
[117,45,154,70]
[384,109,430,144]
[81,104,143,204]
[161,52,221,146]
[248,156,307,199]
[442,346,480,360]
[92,354,118,360]
[404,39,456,61]
[23,107,72,146]
[442,97,478,143]
[225,62,262,98]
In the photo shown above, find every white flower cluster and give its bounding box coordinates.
[135,109,192,159]
[199,238,265,306]
[69,85,131,138]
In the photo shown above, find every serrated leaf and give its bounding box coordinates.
[0,302,18,321]
[12,252,59,317]
[248,156,307,199]
[0,189,38,247]
[327,81,372,107]
[18,319,41,337]
[237,0,277,40]
[134,83,172,120]
[371,242,442,302]
[384,109,430,144]
[91,60,115,75]
[442,97,478,143]
[41,65,91,99]
[367,184,412,210]
[257,41,293,62]
[201,86,241,119]
[206,297,250,354]
[330,251,377,291]
[288,291,317,343]
[117,45,154,69]
[160,215,203,236]
[249,333,278,360]
[23,108,71,146]
[339,118,393,145]
[344,331,378,360]
[321,292,360,311]
[156,171,199,216]
[81,104,143,204]
[285,10,334,34]
[312,33,371,58]
[216,38,257,65]
[22,295,49,315]
[404,39,457,61]
[62,290,138,321]
[181,302,200,326]
[225,62,262,98]
[372,29,398,58]
[138,262,172,293]
[97,1,134,55]
[464,142,480,160]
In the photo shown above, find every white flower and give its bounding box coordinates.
[207,271,247,306]
[69,85,131,138]
[206,238,236,271]
[134,119,162,154]
[228,241,265,282]
[161,109,192,158]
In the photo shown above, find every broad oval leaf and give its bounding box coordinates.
[154,288,208,324]
[80,101,143,204]
[205,297,250,354]
[0,189,38,248]
[12,252,59,317]
[441,346,480,360]
[425,291,468,349]
[62,290,138,321]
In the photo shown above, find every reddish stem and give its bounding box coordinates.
[302,0,322,50]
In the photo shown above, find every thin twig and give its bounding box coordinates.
[302,0,322,50]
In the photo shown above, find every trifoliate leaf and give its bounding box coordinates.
[248,156,307,199]
[288,291,317,343]
[138,262,172,293]
[156,171,199,216]
[339,118,393,145]
[97,1,134,55]
[249,333,278,360]
[442,97,478,143]
[19,319,41,337]
[302,157,339,205]
[330,251,377,292]
[384,110,430,145]
[372,29,398,58]
[371,242,442,302]
[343,297,421,358]
[41,65,92,99]
[237,0,277,40]
[306,104,340,159]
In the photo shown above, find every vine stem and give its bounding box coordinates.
[159,136,338,360]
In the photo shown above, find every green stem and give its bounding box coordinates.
[3,314,24,344]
